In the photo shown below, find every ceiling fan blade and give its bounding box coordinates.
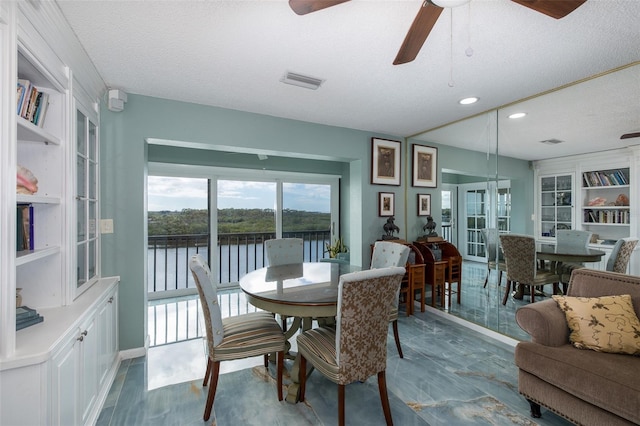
[393,2,444,65]
[511,0,587,19]
[621,132,640,140]
[289,0,350,15]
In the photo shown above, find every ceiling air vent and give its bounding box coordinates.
[281,71,324,90]
[539,139,564,145]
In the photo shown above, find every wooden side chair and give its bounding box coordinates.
[499,234,560,305]
[297,267,406,426]
[445,255,462,307]
[413,241,448,308]
[370,241,410,358]
[189,254,286,421]
[405,245,426,315]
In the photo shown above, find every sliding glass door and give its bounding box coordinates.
[148,163,339,293]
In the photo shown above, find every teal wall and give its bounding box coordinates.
[101,94,533,351]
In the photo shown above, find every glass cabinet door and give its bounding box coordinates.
[540,174,573,238]
[76,109,99,293]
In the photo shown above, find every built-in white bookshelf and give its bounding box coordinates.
[534,148,639,276]
[581,168,630,241]
[1,4,120,425]
[14,44,68,311]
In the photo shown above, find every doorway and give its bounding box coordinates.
[441,184,457,246]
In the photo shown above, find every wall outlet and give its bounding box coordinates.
[100,219,114,234]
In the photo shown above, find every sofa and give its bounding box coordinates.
[515,268,640,425]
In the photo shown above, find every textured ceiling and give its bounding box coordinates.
[57,0,640,160]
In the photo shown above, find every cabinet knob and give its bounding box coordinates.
[77,335,84,342]
[108,297,114,303]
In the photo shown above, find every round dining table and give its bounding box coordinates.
[536,244,606,264]
[536,243,606,294]
[239,261,361,403]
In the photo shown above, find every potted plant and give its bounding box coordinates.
[325,237,348,259]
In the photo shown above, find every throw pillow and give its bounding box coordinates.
[552,294,640,355]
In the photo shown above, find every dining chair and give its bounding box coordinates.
[481,228,506,288]
[297,266,406,426]
[265,237,304,266]
[265,238,304,330]
[555,230,593,292]
[445,255,462,307]
[189,254,286,421]
[605,237,638,273]
[370,241,410,358]
[499,234,560,305]
[405,246,427,315]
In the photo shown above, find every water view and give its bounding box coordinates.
[148,240,330,292]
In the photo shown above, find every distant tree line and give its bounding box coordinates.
[148,208,330,236]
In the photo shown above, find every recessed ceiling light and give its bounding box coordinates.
[459,97,478,105]
[509,112,527,119]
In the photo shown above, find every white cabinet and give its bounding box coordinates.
[0,279,119,426]
[49,283,119,426]
[51,328,80,426]
[97,290,118,388]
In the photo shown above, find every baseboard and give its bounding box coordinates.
[423,304,519,348]
[119,345,147,360]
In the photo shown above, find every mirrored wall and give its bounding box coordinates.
[410,63,640,340]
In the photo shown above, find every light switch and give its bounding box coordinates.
[100,219,114,234]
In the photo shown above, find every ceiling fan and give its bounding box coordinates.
[621,132,640,140]
[289,0,586,65]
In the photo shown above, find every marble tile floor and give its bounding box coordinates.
[96,296,572,425]
[416,260,557,342]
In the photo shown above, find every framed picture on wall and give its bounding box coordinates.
[417,194,431,216]
[412,144,438,187]
[379,192,395,216]
[371,138,401,186]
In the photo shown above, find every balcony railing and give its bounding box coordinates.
[147,230,331,294]
[148,289,259,347]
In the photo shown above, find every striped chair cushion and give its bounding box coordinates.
[213,311,286,362]
[297,327,340,382]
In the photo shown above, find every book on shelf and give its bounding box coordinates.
[33,92,49,127]
[17,79,31,117]
[16,305,44,331]
[582,169,629,187]
[16,203,34,252]
[17,315,44,330]
[16,79,50,127]
[16,305,38,321]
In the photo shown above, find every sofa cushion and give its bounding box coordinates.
[552,294,640,355]
[515,342,640,423]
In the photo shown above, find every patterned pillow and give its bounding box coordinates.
[552,294,640,355]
